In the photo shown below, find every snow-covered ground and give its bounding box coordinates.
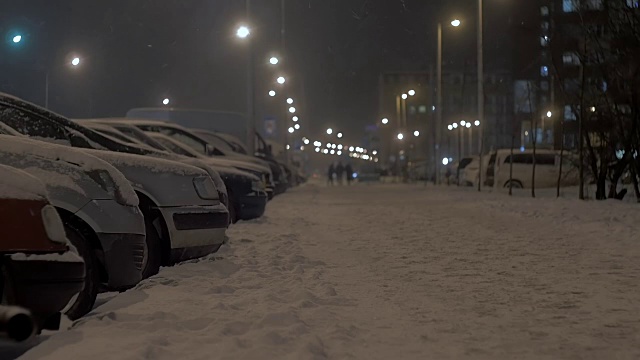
[9,182,640,359]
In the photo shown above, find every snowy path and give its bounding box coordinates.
[16,183,640,359]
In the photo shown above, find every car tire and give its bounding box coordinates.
[141,218,162,279]
[63,224,99,320]
[504,180,523,189]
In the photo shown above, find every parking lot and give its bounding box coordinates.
[5,183,639,360]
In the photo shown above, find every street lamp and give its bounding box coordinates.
[460,120,466,127]
[294,123,300,130]
[337,132,343,138]
[286,97,294,104]
[292,116,299,122]
[269,56,279,65]
[448,125,453,131]
[236,25,250,38]
[288,106,296,113]
[397,133,404,140]
[162,98,170,105]
[381,118,389,125]
[277,76,286,84]
[452,123,458,129]
[12,35,22,44]
[408,89,416,96]
[288,127,294,133]
[474,120,480,126]
[71,57,81,66]
[546,111,553,118]
[401,93,408,100]
[451,19,461,27]
[414,130,420,137]
[268,90,276,97]
[327,128,333,135]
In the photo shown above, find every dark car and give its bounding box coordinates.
[0,165,85,332]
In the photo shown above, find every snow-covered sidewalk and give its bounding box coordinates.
[17,183,640,359]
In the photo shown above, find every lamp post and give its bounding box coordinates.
[237,7,255,155]
[477,0,484,192]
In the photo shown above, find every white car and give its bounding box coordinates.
[492,148,579,189]
[0,93,229,280]
[0,135,143,320]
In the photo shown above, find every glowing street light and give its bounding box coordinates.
[474,120,480,126]
[442,157,450,165]
[465,122,471,128]
[327,128,333,135]
[408,89,416,96]
[162,98,170,105]
[294,123,300,130]
[269,56,279,65]
[401,93,408,100]
[12,35,22,44]
[381,118,389,125]
[268,90,276,97]
[277,76,286,84]
[397,133,404,140]
[452,123,458,129]
[460,120,466,126]
[288,127,294,133]
[546,111,553,118]
[448,125,453,131]
[288,106,296,113]
[71,57,81,66]
[236,25,250,38]
[451,19,461,27]
[286,98,294,104]
[414,130,420,137]
[337,132,343,138]
[372,150,378,155]
[303,138,310,145]
[292,116,299,122]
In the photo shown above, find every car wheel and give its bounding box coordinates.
[63,224,99,320]
[141,218,162,279]
[504,180,523,189]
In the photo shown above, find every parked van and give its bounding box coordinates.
[493,149,579,189]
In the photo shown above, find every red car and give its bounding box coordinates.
[0,165,85,333]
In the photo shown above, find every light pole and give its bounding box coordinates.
[477,0,484,192]
[237,11,255,155]
[436,19,461,185]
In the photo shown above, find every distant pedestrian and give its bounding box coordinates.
[345,163,354,185]
[327,163,335,186]
[336,161,345,185]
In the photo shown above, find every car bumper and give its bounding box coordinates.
[159,204,228,264]
[238,191,268,220]
[3,254,85,330]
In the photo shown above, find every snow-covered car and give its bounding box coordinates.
[0,135,144,320]
[0,165,85,330]
[0,93,229,280]
[79,122,268,222]
[146,133,268,222]
[101,119,276,195]
[492,149,580,189]
[459,157,480,187]
[90,119,276,200]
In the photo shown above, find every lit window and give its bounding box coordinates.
[540,36,550,47]
[540,6,549,16]
[563,0,577,12]
[564,105,577,121]
[628,0,640,8]
[540,66,549,77]
[562,52,580,65]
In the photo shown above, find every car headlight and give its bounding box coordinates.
[193,176,219,200]
[41,205,68,244]
[86,169,137,206]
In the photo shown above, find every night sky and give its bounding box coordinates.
[1,0,491,142]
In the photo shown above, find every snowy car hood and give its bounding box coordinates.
[0,164,48,200]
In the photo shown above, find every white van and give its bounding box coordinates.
[493,149,579,189]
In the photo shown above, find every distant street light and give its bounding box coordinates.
[236,25,250,38]
[452,123,458,129]
[465,122,471,128]
[337,132,343,138]
[448,125,453,131]
[12,35,22,44]
[460,120,466,126]
[414,130,420,137]
[288,127,294,133]
[292,116,299,122]
[327,128,333,135]
[162,98,170,105]
[288,106,296,113]
[71,57,81,66]
[277,76,286,84]
[269,56,279,65]
[294,123,300,130]
[442,157,450,165]
[381,118,389,125]
[451,19,461,27]
[286,98,294,104]
[401,93,408,100]
[546,111,553,118]
[408,89,416,96]
[474,120,480,126]
[269,90,276,97]
[397,133,404,140]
